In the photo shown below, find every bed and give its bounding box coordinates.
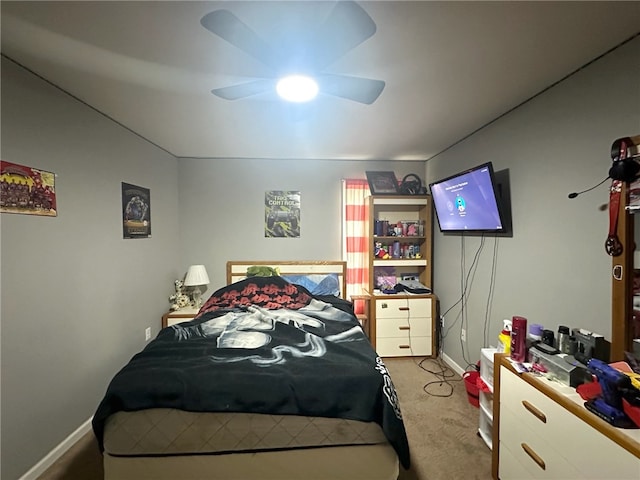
[92,261,409,480]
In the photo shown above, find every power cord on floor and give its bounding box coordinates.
[417,357,464,397]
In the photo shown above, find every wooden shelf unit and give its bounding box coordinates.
[367,195,436,358]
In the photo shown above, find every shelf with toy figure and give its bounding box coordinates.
[369,195,432,291]
[373,236,426,269]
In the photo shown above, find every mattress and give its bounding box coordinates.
[104,409,388,456]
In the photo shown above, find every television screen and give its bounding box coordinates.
[429,162,505,233]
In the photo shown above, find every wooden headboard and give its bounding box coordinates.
[226,260,347,298]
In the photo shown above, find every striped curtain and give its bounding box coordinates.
[342,179,370,315]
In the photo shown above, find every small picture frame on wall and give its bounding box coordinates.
[122,182,151,239]
[366,171,399,195]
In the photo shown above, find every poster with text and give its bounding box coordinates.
[0,160,57,216]
[122,182,151,238]
[265,191,300,237]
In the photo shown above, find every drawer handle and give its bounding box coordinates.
[399,326,410,330]
[399,345,411,349]
[522,400,547,423]
[521,443,546,471]
[398,307,410,311]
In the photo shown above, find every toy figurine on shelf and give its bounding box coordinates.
[374,242,390,259]
[168,279,191,311]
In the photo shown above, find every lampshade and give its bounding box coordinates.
[184,265,210,287]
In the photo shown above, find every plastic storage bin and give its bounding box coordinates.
[480,348,495,390]
[463,370,480,408]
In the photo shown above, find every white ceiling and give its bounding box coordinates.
[2,1,639,161]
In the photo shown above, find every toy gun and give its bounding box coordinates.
[585,358,633,427]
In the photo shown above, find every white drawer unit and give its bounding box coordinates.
[496,362,640,480]
[478,348,496,450]
[371,295,434,357]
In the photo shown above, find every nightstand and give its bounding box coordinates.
[162,306,200,328]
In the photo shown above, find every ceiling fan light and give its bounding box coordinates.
[276,75,319,102]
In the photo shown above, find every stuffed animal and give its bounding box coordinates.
[168,279,190,310]
[246,266,280,277]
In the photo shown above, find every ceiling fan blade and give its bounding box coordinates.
[317,74,385,105]
[201,10,278,69]
[211,79,275,101]
[312,1,377,70]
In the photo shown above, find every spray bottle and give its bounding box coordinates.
[497,319,512,354]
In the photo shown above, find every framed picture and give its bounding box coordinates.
[1,160,57,216]
[366,171,399,195]
[122,182,151,239]
[265,190,300,238]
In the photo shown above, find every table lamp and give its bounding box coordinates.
[184,264,210,309]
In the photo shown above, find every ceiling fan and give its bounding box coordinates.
[200,1,385,105]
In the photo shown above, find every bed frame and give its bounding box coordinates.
[227,260,347,298]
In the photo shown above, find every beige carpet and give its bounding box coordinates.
[388,358,492,480]
[37,357,492,480]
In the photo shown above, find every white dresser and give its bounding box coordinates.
[371,294,434,357]
[493,355,640,479]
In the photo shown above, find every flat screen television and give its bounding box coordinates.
[429,162,506,233]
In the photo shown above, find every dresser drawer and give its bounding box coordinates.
[376,316,431,337]
[500,402,581,479]
[162,309,199,328]
[375,297,431,319]
[498,442,535,479]
[166,315,196,327]
[500,366,640,479]
[376,336,431,357]
[501,366,567,437]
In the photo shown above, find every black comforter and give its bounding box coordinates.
[92,276,410,468]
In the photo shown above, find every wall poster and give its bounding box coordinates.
[122,182,151,239]
[0,160,57,216]
[265,191,300,238]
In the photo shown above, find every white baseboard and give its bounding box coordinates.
[441,352,465,376]
[19,417,93,480]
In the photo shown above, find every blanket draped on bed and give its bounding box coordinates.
[92,276,410,469]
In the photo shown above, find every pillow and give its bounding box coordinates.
[281,273,341,297]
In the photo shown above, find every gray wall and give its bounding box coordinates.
[1,58,181,480]
[426,36,640,370]
[2,33,638,480]
[176,158,424,295]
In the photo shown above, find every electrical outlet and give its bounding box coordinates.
[461,328,466,342]
[145,327,151,341]
[440,316,445,328]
